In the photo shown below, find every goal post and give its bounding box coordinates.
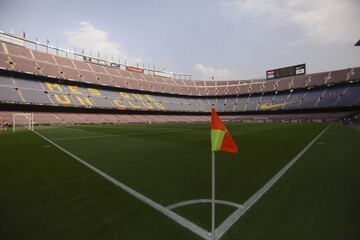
[12,113,34,132]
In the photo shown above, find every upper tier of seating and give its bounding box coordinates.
[1,41,359,97]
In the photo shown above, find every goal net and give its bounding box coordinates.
[12,113,34,132]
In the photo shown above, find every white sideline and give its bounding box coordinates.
[167,199,242,210]
[32,130,212,240]
[214,124,332,240]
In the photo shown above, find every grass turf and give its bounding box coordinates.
[0,122,359,239]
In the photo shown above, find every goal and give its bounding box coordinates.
[12,113,34,132]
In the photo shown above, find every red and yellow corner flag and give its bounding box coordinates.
[211,108,238,153]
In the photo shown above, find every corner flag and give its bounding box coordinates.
[211,108,238,153]
[210,107,238,240]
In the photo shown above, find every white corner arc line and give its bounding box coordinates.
[32,130,211,240]
[215,124,332,240]
[167,199,242,210]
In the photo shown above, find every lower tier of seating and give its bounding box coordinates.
[0,111,354,126]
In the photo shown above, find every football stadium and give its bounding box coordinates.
[0,1,360,240]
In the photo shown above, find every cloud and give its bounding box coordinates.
[288,40,306,46]
[223,0,360,44]
[64,21,127,59]
[194,64,236,80]
[275,49,290,56]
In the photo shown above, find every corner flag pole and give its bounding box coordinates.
[211,151,215,240]
[210,106,238,240]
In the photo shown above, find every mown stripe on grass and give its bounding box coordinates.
[215,124,331,240]
[32,130,212,240]
[52,134,122,141]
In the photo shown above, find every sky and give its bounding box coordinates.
[0,0,359,80]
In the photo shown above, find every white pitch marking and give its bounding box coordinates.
[167,199,242,210]
[32,130,212,240]
[214,124,332,240]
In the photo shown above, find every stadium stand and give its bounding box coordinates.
[0,111,354,125]
[0,73,359,112]
[0,35,359,125]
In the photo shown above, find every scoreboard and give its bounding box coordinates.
[266,64,306,80]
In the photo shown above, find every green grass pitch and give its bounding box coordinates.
[0,122,359,240]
